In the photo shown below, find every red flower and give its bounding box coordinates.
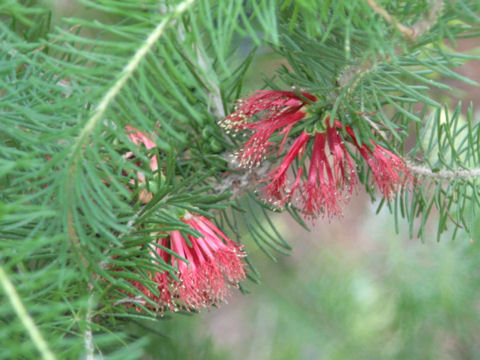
[344,126,410,198]
[262,131,310,207]
[262,123,357,219]
[222,90,411,219]
[220,90,316,167]
[130,213,246,312]
[301,124,357,218]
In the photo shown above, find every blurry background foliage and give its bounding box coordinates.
[1,0,480,359]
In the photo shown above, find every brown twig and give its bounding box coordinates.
[407,0,443,39]
[339,0,443,88]
[406,162,480,179]
[366,0,414,38]
[366,0,443,39]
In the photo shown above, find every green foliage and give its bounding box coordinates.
[396,104,480,241]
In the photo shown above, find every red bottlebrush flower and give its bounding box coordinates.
[223,90,410,218]
[345,126,410,198]
[130,213,246,312]
[220,90,316,167]
[262,131,310,207]
[300,125,357,218]
[262,122,357,219]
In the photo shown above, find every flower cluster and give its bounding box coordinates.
[220,90,316,167]
[128,213,246,312]
[222,90,410,219]
[343,126,409,199]
[121,127,246,312]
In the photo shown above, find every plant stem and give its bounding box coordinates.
[0,266,57,360]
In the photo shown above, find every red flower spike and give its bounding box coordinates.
[261,124,357,219]
[224,90,410,218]
[220,90,316,168]
[262,131,310,207]
[298,125,357,219]
[301,132,338,218]
[344,126,410,198]
[130,213,246,313]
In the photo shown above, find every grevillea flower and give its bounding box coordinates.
[129,213,246,312]
[262,123,357,219]
[301,124,358,217]
[344,126,410,198]
[220,90,316,167]
[222,90,410,219]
